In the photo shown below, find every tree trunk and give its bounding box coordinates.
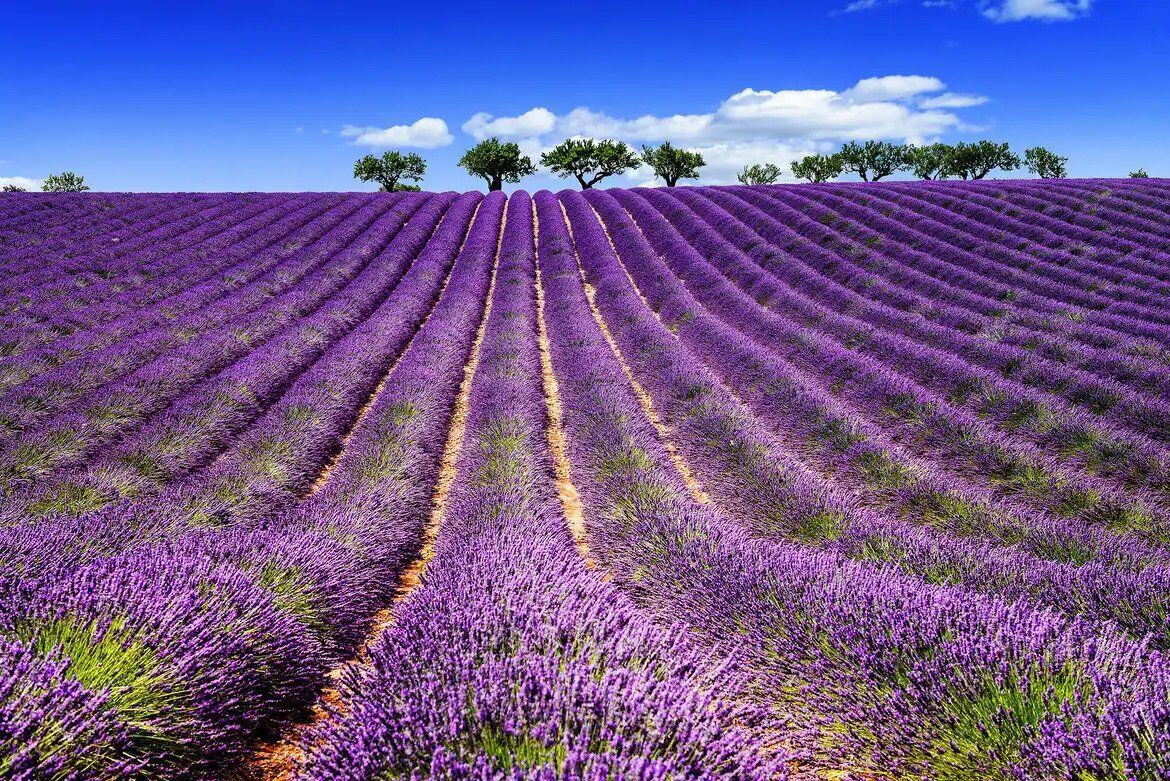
[489,177,503,191]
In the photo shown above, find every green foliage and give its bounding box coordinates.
[352,150,427,192]
[1023,146,1068,179]
[640,141,705,187]
[942,141,1020,180]
[838,140,910,181]
[905,143,954,180]
[1129,168,1149,178]
[41,172,89,192]
[458,138,536,191]
[1,184,26,192]
[736,162,783,185]
[540,138,641,189]
[15,616,185,761]
[790,153,844,183]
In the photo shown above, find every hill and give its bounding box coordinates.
[1,179,1168,779]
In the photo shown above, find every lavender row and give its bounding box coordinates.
[600,188,1166,539]
[752,184,1170,359]
[907,179,1170,272]
[660,186,1170,441]
[659,188,1170,490]
[0,194,437,501]
[535,188,1170,780]
[0,195,349,399]
[0,194,333,361]
[706,184,1170,406]
[602,188,1165,558]
[725,184,1170,375]
[0,194,391,440]
[0,193,466,517]
[0,195,500,777]
[898,180,1170,292]
[829,182,1170,314]
[0,193,231,287]
[299,191,775,780]
[0,193,291,325]
[577,189,1170,648]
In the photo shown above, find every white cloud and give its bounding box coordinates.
[462,108,557,140]
[459,75,986,185]
[843,75,946,102]
[980,0,1091,21]
[0,176,42,191]
[917,92,989,108]
[843,0,894,11]
[340,117,453,149]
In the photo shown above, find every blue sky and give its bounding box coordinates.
[1,0,1166,192]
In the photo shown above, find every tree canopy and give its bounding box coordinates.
[1,184,26,193]
[541,139,641,189]
[353,151,427,192]
[736,163,783,186]
[41,172,89,192]
[943,141,1019,180]
[458,138,536,191]
[640,142,705,187]
[1023,147,1068,179]
[790,153,844,183]
[1129,168,1150,178]
[904,144,953,180]
[838,141,909,182]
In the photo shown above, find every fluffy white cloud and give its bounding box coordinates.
[842,75,946,102]
[0,176,42,191]
[980,0,1091,21]
[459,75,986,184]
[462,108,557,140]
[340,117,453,149]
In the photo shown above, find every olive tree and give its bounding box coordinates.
[790,153,844,183]
[41,172,89,192]
[737,163,783,185]
[640,142,705,187]
[458,138,536,191]
[943,141,1019,180]
[541,139,641,189]
[353,151,427,192]
[1023,147,1068,179]
[838,141,909,181]
[905,143,953,180]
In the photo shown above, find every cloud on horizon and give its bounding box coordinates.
[458,75,985,184]
[339,117,453,148]
[0,176,43,191]
[840,0,1091,20]
[980,0,1092,22]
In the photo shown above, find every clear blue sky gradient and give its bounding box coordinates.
[1,0,1166,191]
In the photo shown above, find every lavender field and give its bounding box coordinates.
[1,179,1169,780]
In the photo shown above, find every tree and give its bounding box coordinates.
[838,141,909,182]
[640,142,705,187]
[1023,147,1068,179]
[1129,168,1150,178]
[41,172,89,192]
[353,151,427,192]
[737,163,783,185]
[1,184,26,192]
[905,143,953,180]
[458,138,536,191]
[540,139,641,189]
[790,153,844,183]
[942,141,1019,180]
